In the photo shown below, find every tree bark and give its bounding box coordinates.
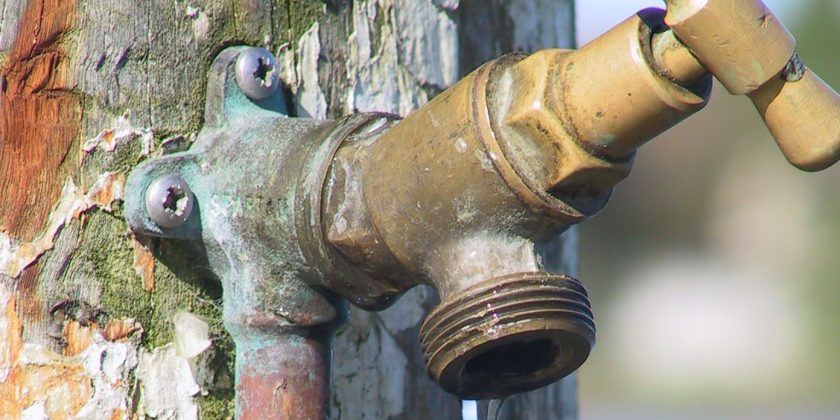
[0,0,577,418]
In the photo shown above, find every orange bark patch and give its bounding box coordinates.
[62,319,141,355]
[63,320,96,357]
[132,237,156,292]
[0,0,81,242]
[18,361,94,418]
[17,262,43,320]
[110,408,125,420]
[102,319,141,342]
[85,173,126,211]
[1,173,126,279]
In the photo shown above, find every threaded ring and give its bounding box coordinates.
[420,272,595,399]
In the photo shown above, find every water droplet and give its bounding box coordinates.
[455,137,468,153]
[476,398,507,420]
[333,215,347,234]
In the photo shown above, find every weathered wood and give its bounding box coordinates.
[0,0,80,242]
[0,1,578,418]
[458,2,579,418]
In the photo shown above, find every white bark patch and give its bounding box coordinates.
[278,45,298,93]
[73,331,141,418]
[0,173,125,278]
[342,0,458,116]
[0,285,143,419]
[506,0,575,51]
[137,344,201,420]
[333,311,408,418]
[0,287,19,384]
[433,0,459,10]
[82,114,154,159]
[172,312,211,359]
[21,401,47,420]
[0,0,26,51]
[379,288,427,333]
[281,6,455,118]
[345,0,405,113]
[393,0,458,89]
[295,23,328,119]
[188,8,210,44]
[185,5,200,18]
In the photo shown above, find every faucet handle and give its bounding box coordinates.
[749,56,840,171]
[663,0,840,171]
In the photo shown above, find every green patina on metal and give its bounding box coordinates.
[122,41,597,416]
[124,46,344,418]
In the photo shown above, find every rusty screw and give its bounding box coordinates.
[145,174,194,228]
[235,47,279,100]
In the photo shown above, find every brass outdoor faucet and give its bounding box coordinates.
[125,0,840,417]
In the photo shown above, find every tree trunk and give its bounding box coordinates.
[0,0,577,418]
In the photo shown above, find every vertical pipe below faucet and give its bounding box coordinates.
[234,330,331,419]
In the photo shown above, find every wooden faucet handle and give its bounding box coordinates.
[664,0,840,171]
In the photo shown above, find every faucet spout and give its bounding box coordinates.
[308,8,714,399]
[421,272,594,399]
[420,235,594,398]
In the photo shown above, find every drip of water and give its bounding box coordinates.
[476,398,507,420]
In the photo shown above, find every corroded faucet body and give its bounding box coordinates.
[125,12,705,417]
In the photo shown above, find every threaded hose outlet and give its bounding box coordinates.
[420,272,595,399]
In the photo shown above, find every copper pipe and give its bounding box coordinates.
[235,331,331,419]
[664,0,795,95]
[313,57,602,399]
[750,61,840,171]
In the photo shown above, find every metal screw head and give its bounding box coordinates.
[145,174,194,228]
[235,47,280,100]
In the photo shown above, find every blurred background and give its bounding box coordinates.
[575,0,840,418]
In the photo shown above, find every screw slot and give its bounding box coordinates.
[162,186,188,215]
[253,56,276,88]
[145,174,194,228]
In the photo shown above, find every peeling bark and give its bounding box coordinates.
[132,237,156,293]
[0,289,142,419]
[0,173,125,278]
